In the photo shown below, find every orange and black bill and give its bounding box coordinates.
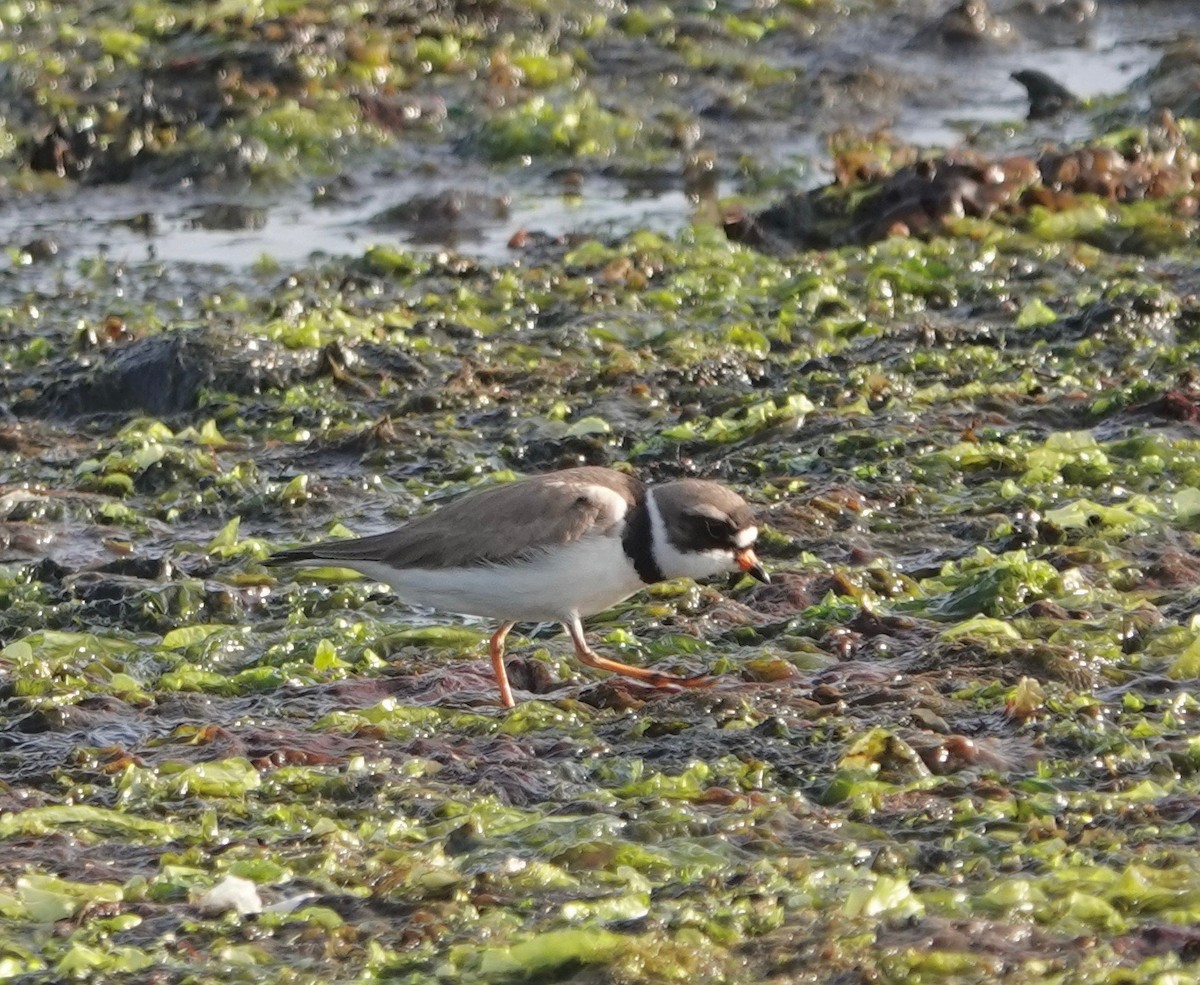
[736,548,769,583]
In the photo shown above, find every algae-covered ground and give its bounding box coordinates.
[4,1,1200,984]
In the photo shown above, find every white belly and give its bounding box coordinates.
[347,535,645,623]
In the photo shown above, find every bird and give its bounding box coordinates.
[265,465,768,707]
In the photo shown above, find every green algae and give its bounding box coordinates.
[0,0,825,189]
[3,7,1200,985]
[478,91,643,162]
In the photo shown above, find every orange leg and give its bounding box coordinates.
[489,622,516,709]
[564,618,713,691]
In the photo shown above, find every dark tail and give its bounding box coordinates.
[264,530,400,566]
[263,546,322,566]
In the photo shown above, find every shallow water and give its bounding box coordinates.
[4,0,1197,270]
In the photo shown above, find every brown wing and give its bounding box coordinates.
[267,466,641,570]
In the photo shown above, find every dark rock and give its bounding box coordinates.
[369,190,511,244]
[190,203,268,231]
[10,329,322,419]
[27,120,97,179]
[1012,69,1079,119]
[943,0,1015,44]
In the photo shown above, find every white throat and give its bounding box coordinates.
[645,486,738,581]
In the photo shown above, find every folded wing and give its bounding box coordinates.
[266,466,640,571]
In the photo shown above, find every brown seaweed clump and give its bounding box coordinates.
[726,113,1199,254]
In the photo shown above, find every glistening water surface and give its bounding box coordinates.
[4,0,1197,270]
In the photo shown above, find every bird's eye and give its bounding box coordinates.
[703,519,727,540]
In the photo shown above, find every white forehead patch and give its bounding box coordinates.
[734,526,758,548]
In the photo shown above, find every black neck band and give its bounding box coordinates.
[622,497,664,584]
